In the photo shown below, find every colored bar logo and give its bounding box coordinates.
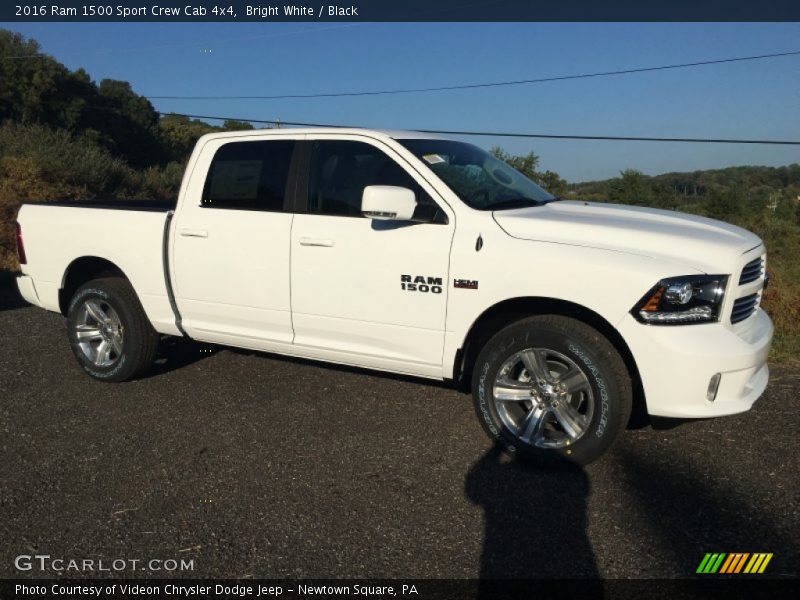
[696,553,773,574]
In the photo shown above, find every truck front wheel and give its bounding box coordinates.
[66,277,160,382]
[471,315,631,466]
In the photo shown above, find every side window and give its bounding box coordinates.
[308,140,445,222]
[202,140,295,211]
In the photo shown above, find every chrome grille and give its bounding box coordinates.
[731,292,760,324]
[739,256,764,285]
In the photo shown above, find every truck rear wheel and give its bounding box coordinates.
[66,277,160,382]
[471,315,631,466]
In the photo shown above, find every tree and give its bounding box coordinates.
[706,188,745,220]
[608,169,654,205]
[221,119,255,131]
[0,30,74,125]
[91,79,164,167]
[490,147,540,179]
[537,170,568,197]
[489,147,567,195]
[774,194,799,224]
[158,114,218,162]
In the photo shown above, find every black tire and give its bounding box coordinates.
[66,277,160,382]
[471,315,631,466]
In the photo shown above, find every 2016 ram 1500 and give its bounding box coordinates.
[15,128,773,464]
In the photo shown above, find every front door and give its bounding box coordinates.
[290,137,454,377]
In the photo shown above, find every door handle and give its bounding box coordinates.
[299,237,335,247]
[179,228,208,238]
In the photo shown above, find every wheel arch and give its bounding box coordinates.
[59,256,129,315]
[453,296,646,422]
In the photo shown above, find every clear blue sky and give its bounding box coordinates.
[4,22,800,181]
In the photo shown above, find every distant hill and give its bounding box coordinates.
[568,164,800,209]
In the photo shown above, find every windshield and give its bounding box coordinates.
[398,139,556,210]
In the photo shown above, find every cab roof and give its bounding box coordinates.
[199,127,451,143]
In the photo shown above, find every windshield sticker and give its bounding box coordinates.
[423,154,446,165]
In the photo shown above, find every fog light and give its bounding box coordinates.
[707,373,721,402]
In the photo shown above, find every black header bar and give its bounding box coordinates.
[3,1,800,22]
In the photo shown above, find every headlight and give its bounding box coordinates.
[632,275,728,325]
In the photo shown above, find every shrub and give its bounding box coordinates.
[0,123,139,269]
[139,161,185,200]
[0,122,138,196]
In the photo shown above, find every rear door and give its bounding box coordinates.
[171,135,301,347]
[290,136,455,377]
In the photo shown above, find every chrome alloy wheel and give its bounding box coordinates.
[492,348,594,449]
[74,299,124,367]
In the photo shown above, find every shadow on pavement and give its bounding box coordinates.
[465,446,600,593]
[618,446,799,578]
[149,336,221,377]
[0,269,28,312]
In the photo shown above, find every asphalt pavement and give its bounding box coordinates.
[1,274,797,579]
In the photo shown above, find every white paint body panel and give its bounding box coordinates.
[16,127,773,418]
[15,204,180,335]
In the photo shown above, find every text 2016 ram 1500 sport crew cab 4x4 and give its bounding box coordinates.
[15,128,773,464]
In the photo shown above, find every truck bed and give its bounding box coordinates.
[16,202,179,334]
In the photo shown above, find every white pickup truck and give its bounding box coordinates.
[15,128,773,464]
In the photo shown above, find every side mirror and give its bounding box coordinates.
[362,186,417,221]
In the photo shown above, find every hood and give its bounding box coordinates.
[493,200,762,272]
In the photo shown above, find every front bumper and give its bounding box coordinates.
[618,309,773,418]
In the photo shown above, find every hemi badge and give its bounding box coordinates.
[454,279,479,290]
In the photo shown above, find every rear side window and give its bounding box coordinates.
[202,140,295,211]
[307,140,445,222]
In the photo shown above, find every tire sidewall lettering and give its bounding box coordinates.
[568,343,610,438]
[477,358,517,454]
[68,287,108,314]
